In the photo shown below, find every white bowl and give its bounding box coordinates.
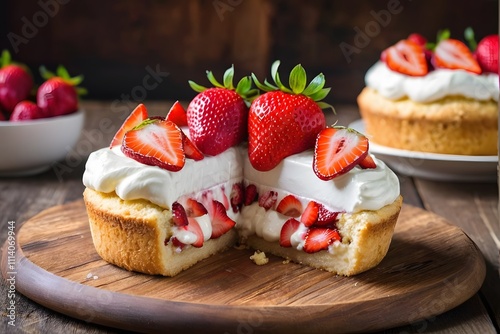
[0,110,85,176]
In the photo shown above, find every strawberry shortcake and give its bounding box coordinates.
[83,63,402,277]
[358,30,499,155]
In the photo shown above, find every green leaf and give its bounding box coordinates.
[309,87,330,101]
[316,101,335,113]
[66,74,84,86]
[39,65,55,80]
[289,64,306,94]
[223,65,235,89]
[436,29,450,43]
[206,71,224,88]
[1,50,11,67]
[464,27,477,51]
[56,65,70,79]
[251,73,270,91]
[302,73,325,96]
[264,78,280,91]
[188,80,207,93]
[235,76,251,95]
[76,87,88,96]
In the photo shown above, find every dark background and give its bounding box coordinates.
[1,0,498,106]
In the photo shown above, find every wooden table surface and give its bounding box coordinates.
[1,100,499,333]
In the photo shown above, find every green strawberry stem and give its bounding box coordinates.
[39,65,88,96]
[464,27,478,51]
[426,29,451,51]
[251,60,334,112]
[188,64,259,104]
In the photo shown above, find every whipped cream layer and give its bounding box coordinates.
[83,146,243,209]
[365,61,499,102]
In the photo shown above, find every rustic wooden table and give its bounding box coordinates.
[1,100,499,333]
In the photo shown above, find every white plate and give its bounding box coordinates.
[349,119,498,182]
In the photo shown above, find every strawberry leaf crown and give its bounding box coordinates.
[0,49,32,75]
[251,60,334,111]
[426,29,451,51]
[39,65,87,96]
[188,64,259,103]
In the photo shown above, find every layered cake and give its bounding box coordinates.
[83,62,402,277]
[358,31,499,155]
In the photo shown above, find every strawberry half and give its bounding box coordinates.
[180,130,204,161]
[433,38,481,74]
[121,119,185,171]
[358,154,377,169]
[303,227,341,253]
[37,65,86,117]
[186,217,204,248]
[258,190,278,211]
[385,40,428,76]
[249,61,331,171]
[230,182,244,213]
[313,126,369,181]
[300,201,319,227]
[185,198,208,217]
[316,204,341,226]
[209,200,236,238]
[171,201,189,227]
[276,194,303,217]
[166,100,188,126]
[244,184,258,205]
[0,50,33,114]
[187,65,257,156]
[110,104,148,148]
[279,218,301,248]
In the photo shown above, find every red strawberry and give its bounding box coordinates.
[219,185,230,210]
[433,39,481,74]
[249,61,330,171]
[407,33,427,47]
[110,104,148,148]
[303,227,341,253]
[166,100,188,126]
[276,194,303,217]
[37,65,86,117]
[316,204,341,226]
[9,101,44,121]
[230,182,244,213]
[187,65,256,156]
[171,201,189,227]
[0,109,5,121]
[313,126,369,181]
[475,35,498,73]
[185,198,208,217]
[180,130,204,161]
[385,40,428,76]
[258,190,277,211]
[244,184,258,205]
[279,218,301,247]
[209,200,236,238]
[122,119,185,171]
[359,154,377,169]
[0,51,33,114]
[301,201,319,227]
[186,217,204,247]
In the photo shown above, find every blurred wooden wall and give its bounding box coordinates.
[1,0,498,105]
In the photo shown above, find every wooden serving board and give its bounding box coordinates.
[1,200,485,334]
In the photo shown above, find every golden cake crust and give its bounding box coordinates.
[357,87,498,155]
[245,195,403,276]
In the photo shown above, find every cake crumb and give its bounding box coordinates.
[250,251,269,265]
[282,259,290,264]
[86,273,93,279]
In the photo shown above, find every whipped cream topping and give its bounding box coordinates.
[365,61,499,102]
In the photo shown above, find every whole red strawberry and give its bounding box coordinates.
[0,50,33,114]
[476,34,499,73]
[248,61,332,171]
[10,101,44,121]
[187,65,257,156]
[37,65,86,117]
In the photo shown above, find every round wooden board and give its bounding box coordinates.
[1,200,485,334]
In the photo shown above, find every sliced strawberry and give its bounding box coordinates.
[110,104,148,148]
[244,184,258,206]
[359,154,377,169]
[230,182,244,213]
[433,39,481,74]
[385,40,428,76]
[171,201,188,227]
[180,130,204,161]
[316,204,341,226]
[258,190,278,211]
[276,194,303,217]
[210,200,236,238]
[301,201,319,227]
[279,218,301,247]
[185,198,208,217]
[219,185,230,210]
[122,119,186,171]
[303,227,341,253]
[165,100,188,126]
[313,127,369,181]
[186,217,204,247]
